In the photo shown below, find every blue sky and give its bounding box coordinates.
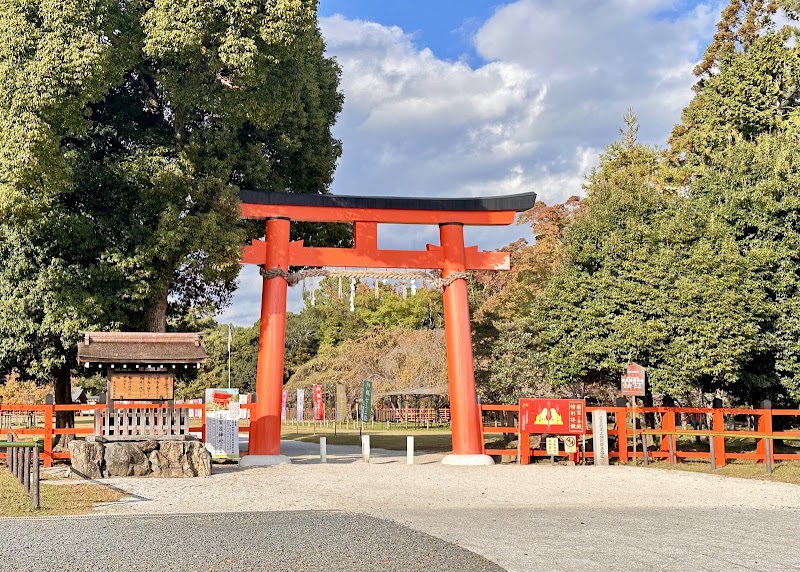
[319,0,500,64]
[217,0,726,326]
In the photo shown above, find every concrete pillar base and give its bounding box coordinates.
[238,455,292,467]
[441,454,495,466]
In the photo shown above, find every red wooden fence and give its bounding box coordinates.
[479,404,800,467]
[3,402,798,468]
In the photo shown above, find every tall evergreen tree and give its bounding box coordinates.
[0,1,342,421]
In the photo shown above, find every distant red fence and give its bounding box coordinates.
[479,404,800,467]
[0,403,257,467]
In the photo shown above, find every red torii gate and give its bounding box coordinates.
[238,190,536,466]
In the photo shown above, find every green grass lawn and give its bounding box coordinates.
[640,459,800,485]
[0,469,124,517]
[281,422,455,452]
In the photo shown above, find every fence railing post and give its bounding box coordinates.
[617,408,629,463]
[519,430,530,465]
[765,438,773,475]
[709,435,716,470]
[43,405,53,468]
[32,446,40,509]
[712,408,726,468]
[661,409,675,454]
[23,446,31,494]
[7,433,14,473]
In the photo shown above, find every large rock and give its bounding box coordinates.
[69,439,211,478]
[104,442,150,477]
[68,440,105,479]
[149,441,211,477]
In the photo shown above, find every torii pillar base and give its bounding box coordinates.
[239,455,292,468]
[441,454,494,466]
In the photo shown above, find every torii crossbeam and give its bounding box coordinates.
[238,190,536,466]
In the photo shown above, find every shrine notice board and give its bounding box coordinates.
[109,372,174,400]
[519,398,586,435]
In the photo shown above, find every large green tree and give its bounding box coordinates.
[0,1,342,420]
[520,115,770,401]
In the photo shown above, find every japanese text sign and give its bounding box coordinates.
[621,363,646,397]
[520,398,586,434]
[313,384,324,421]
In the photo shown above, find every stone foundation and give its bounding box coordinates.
[69,439,211,478]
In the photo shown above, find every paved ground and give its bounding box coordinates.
[0,512,503,572]
[2,439,799,572]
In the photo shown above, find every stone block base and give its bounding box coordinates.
[69,439,211,478]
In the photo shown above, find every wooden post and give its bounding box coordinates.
[709,435,716,470]
[668,435,676,466]
[23,447,31,494]
[660,408,675,454]
[765,438,773,475]
[519,431,530,465]
[617,407,629,463]
[631,398,637,466]
[32,446,39,509]
[712,409,726,467]
[43,405,53,468]
[758,403,773,468]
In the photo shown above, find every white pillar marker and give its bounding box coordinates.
[361,434,370,463]
[320,437,327,463]
[407,436,414,464]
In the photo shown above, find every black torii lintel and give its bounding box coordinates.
[239,190,537,213]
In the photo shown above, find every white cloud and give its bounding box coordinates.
[219,2,721,325]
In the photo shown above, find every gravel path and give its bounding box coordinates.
[3,440,800,572]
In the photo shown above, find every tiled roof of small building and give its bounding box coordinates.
[77,332,207,365]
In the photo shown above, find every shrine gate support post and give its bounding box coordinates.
[249,217,292,462]
[238,191,536,467]
[439,223,483,458]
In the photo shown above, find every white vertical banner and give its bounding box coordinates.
[297,388,305,421]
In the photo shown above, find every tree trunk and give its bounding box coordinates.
[53,365,74,450]
[146,286,169,333]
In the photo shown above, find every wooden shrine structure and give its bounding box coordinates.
[77,332,207,439]
[239,190,536,466]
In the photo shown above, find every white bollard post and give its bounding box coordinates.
[320,437,327,463]
[361,434,370,463]
[407,436,414,465]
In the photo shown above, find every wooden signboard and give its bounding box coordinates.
[621,363,646,397]
[108,371,174,400]
[520,398,586,434]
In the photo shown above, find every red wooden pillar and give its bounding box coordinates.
[617,407,629,463]
[660,408,675,455]
[245,217,292,465]
[712,409,726,467]
[439,223,493,465]
[756,409,772,465]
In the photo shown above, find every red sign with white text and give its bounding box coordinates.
[520,398,586,434]
[313,384,324,421]
[621,363,646,397]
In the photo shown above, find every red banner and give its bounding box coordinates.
[313,384,324,421]
[520,398,585,434]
